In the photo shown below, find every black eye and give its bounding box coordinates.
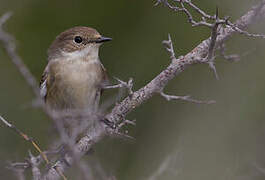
[74,36,83,44]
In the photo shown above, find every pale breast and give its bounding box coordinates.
[46,58,104,111]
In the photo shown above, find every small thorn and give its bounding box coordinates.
[216,6,219,19]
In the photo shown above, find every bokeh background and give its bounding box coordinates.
[0,0,265,179]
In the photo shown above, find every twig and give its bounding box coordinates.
[105,0,265,132]
[1,1,265,179]
[206,7,221,80]
[227,21,265,38]
[7,161,26,180]
[42,1,265,178]
[0,12,41,98]
[0,115,49,164]
[8,148,62,171]
[155,0,219,27]
[160,92,215,104]
[157,0,265,38]
[0,115,68,180]
[0,12,68,179]
[162,34,176,60]
[7,162,29,170]
[104,77,134,96]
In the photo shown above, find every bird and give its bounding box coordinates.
[40,26,111,136]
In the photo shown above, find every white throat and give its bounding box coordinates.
[61,45,100,63]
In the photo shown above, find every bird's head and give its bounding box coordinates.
[47,26,112,61]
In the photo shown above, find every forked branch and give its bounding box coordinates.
[0,1,265,179]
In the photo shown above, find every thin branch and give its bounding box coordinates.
[1,1,265,179]
[0,12,70,180]
[155,0,218,27]
[0,115,68,180]
[43,1,265,178]
[117,119,136,128]
[0,12,41,98]
[162,34,176,60]
[7,161,26,180]
[109,118,136,140]
[104,77,134,96]
[8,148,62,172]
[7,162,29,170]
[227,21,265,38]
[207,19,220,80]
[157,0,265,38]
[160,92,215,104]
[105,0,265,135]
[0,115,49,164]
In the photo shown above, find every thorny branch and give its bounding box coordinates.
[161,34,215,103]
[0,115,67,179]
[0,12,72,180]
[0,115,49,164]
[45,1,265,178]
[155,0,222,27]
[1,0,265,179]
[206,7,221,80]
[157,0,265,38]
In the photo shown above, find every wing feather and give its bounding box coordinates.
[39,65,50,101]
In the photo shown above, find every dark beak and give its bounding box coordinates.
[96,36,112,43]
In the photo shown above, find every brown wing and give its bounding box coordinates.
[39,64,50,101]
[99,62,109,96]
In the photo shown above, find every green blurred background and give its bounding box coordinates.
[1,0,265,179]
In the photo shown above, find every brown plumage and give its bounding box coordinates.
[40,26,111,113]
[47,27,102,60]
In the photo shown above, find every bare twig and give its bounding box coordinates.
[0,115,49,164]
[162,34,176,60]
[0,115,68,180]
[7,162,29,170]
[206,7,221,80]
[8,148,62,171]
[1,1,265,179]
[43,1,265,178]
[109,118,136,140]
[7,161,26,180]
[104,77,134,96]
[105,0,265,136]
[117,119,136,129]
[0,12,40,98]
[0,12,70,180]
[227,21,265,38]
[155,0,219,27]
[157,0,265,38]
[160,92,215,104]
